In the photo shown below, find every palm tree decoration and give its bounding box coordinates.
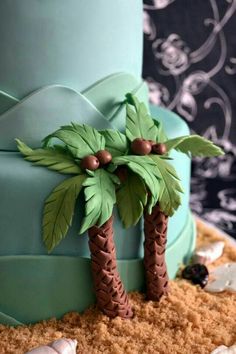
[109,93,224,301]
[16,93,223,318]
[16,124,133,319]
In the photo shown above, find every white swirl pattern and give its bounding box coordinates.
[143,0,236,236]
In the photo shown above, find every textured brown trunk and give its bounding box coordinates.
[88,216,133,318]
[144,203,169,301]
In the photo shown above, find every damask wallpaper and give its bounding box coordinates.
[143,0,236,238]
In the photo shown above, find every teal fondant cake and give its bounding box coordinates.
[0,0,222,326]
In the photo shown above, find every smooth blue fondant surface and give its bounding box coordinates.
[0,74,148,151]
[0,85,114,150]
[0,0,142,98]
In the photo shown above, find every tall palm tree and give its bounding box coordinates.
[16,123,133,319]
[110,94,224,301]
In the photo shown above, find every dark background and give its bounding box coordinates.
[143,0,236,238]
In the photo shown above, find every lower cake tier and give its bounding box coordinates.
[0,214,195,326]
[0,105,195,325]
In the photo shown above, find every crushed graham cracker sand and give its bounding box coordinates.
[0,219,236,354]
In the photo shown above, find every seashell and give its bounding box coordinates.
[205,263,236,293]
[25,338,77,354]
[25,346,55,354]
[211,344,236,354]
[193,241,225,264]
[51,338,77,354]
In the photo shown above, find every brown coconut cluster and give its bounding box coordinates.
[81,150,112,170]
[81,139,167,171]
[131,138,167,156]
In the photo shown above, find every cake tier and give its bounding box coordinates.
[0,0,142,99]
[0,214,195,325]
[0,74,195,324]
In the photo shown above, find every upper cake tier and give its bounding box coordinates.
[0,0,142,99]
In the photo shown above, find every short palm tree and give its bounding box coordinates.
[16,93,223,317]
[109,93,224,301]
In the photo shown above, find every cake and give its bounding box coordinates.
[0,0,222,328]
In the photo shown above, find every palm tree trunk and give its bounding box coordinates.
[88,215,133,318]
[144,203,169,301]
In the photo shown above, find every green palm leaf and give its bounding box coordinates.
[43,175,86,252]
[43,123,105,159]
[16,139,82,174]
[150,155,183,216]
[165,135,224,157]
[116,172,147,228]
[80,169,119,234]
[101,129,129,157]
[125,94,159,142]
[113,155,161,212]
[153,119,167,143]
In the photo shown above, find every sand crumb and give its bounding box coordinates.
[0,219,236,354]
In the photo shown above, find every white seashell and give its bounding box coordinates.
[211,344,236,354]
[25,347,56,354]
[193,241,225,264]
[205,263,236,293]
[211,346,227,354]
[51,338,77,354]
[25,338,77,354]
